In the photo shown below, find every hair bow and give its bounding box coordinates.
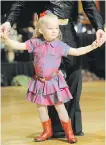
[39,11,47,18]
[39,10,52,18]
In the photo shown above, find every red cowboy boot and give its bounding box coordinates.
[60,119,77,143]
[34,119,53,142]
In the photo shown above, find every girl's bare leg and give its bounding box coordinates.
[54,102,77,143]
[36,104,49,122]
[34,104,53,142]
[54,102,69,122]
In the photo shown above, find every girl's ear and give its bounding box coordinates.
[39,28,43,34]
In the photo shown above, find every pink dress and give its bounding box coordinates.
[25,38,73,106]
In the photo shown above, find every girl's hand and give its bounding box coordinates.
[1,33,8,41]
[1,33,10,50]
[91,40,99,49]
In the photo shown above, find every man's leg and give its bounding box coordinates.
[48,68,83,137]
[65,68,83,135]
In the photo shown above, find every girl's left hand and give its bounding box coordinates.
[91,40,99,49]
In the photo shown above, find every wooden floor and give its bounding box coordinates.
[1,81,105,145]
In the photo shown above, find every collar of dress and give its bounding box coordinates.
[38,38,59,48]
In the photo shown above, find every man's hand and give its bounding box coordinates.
[96,29,105,47]
[0,22,11,35]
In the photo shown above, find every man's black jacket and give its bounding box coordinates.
[6,1,103,30]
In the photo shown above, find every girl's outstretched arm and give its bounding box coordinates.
[68,41,99,56]
[1,33,27,51]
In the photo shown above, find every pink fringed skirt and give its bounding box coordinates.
[26,72,73,106]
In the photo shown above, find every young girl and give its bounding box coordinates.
[1,11,99,144]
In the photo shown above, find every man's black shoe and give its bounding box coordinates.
[53,131,84,138]
[75,132,84,136]
[52,132,65,138]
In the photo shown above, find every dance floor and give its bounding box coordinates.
[1,81,105,145]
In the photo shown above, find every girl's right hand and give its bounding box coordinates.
[1,33,8,41]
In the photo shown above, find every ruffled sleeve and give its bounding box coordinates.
[59,41,71,56]
[25,38,37,53]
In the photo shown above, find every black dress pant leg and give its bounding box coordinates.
[65,68,82,133]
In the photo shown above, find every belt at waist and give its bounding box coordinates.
[33,70,59,83]
[59,19,69,25]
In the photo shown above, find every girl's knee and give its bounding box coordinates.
[54,102,65,111]
[36,104,47,111]
[36,103,46,108]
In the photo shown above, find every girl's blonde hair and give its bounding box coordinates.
[32,13,62,40]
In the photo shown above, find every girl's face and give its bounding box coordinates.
[40,18,60,41]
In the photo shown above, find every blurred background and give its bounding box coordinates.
[1,1,105,86]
